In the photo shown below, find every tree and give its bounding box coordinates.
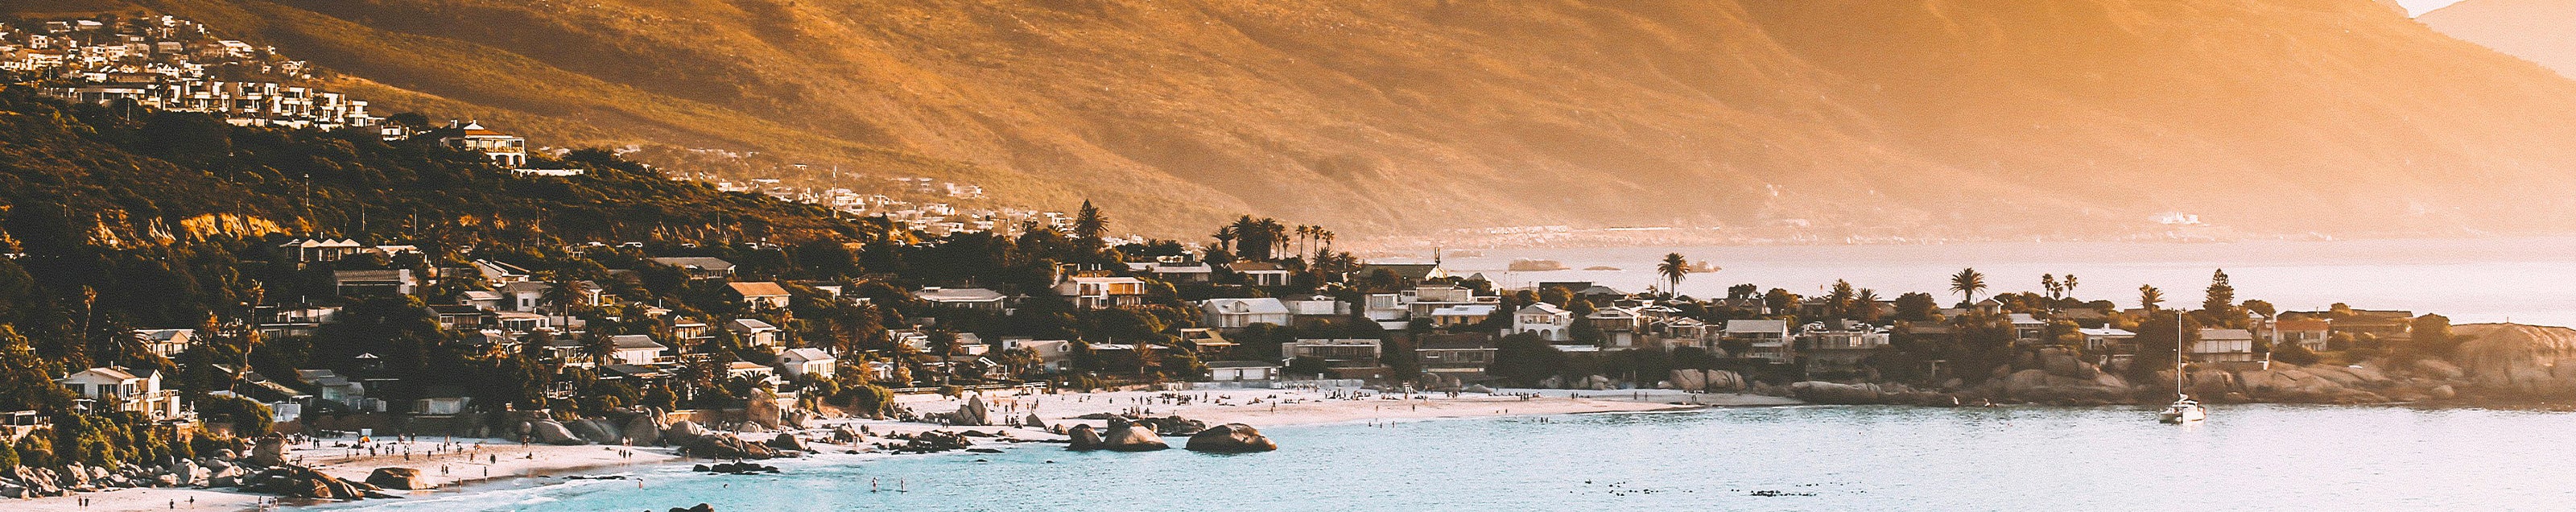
[2409,314,2459,358]
[1949,268,1987,306]
[2041,274,2060,300]
[2241,299,2277,320]
[1656,253,1691,295]
[2202,269,2236,317]
[1827,280,1856,319]
[1072,200,1109,243]
[1853,288,1883,322]
[2138,285,2165,312]
[929,328,963,385]
[1763,288,1798,317]
[1893,292,1939,322]
[2062,275,2080,300]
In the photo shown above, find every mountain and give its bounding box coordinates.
[64,0,2576,237]
[2417,0,2576,78]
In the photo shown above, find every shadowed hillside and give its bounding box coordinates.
[2419,0,2576,78]
[57,0,2576,237]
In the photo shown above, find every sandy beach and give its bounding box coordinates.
[8,388,1794,511]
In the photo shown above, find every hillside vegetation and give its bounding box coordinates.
[64,0,2576,237]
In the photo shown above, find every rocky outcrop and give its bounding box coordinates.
[250,436,288,467]
[679,433,782,460]
[241,465,394,500]
[365,467,431,490]
[1668,369,1748,393]
[1067,424,1104,450]
[2454,323,2576,394]
[530,420,585,445]
[1135,415,1208,436]
[746,389,784,429]
[1184,423,1278,452]
[2000,350,2132,403]
[766,433,808,453]
[626,415,665,446]
[953,394,992,426]
[570,419,623,445]
[663,421,708,445]
[1099,419,1169,452]
[1786,382,1883,404]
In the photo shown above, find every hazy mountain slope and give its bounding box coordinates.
[2418,0,2576,78]
[87,0,2576,237]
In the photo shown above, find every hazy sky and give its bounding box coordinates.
[2400,0,2467,16]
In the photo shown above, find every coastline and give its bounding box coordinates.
[3,387,1787,512]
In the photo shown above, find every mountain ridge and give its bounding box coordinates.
[50,0,2576,237]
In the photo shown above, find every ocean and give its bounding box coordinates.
[1411,236,2576,326]
[306,404,2576,511]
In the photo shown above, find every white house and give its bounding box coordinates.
[59,367,184,420]
[1511,303,1573,341]
[1005,338,1073,373]
[135,328,196,357]
[1724,320,1794,361]
[610,335,671,365]
[2080,328,2137,353]
[728,282,793,309]
[778,348,836,378]
[1055,276,1148,309]
[914,287,1008,312]
[1200,298,1292,329]
[1227,262,1293,287]
[2190,328,2260,362]
[727,318,783,349]
[1206,361,1282,382]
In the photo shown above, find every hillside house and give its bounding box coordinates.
[728,282,793,309]
[134,328,195,357]
[648,257,737,279]
[60,367,184,420]
[914,287,1008,312]
[1724,320,1794,362]
[1511,303,1573,341]
[1201,298,1291,329]
[2190,328,2260,363]
[778,348,836,378]
[439,121,526,167]
[727,318,783,349]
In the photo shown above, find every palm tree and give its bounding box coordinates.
[2139,284,2165,312]
[929,328,962,385]
[2062,275,2079,300]
[1656,253,1691,295]
[1211,226,1236,254]
[2041,274,2060,300]
[1948,268,1988,306]
[1828,280,1856,318]
[1853,288,1882,322]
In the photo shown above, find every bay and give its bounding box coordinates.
[312,405,2576,511]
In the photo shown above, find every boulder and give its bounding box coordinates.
[530,420,586,445]
[569,419,623,445]
[746,389,784,429]
[663,421,708,444]
[766,433,808,452]
[626,415,665,446]
[365,468,432,490]
[1066,424,1104,450]
[1067,425,1103,450]
[1786,382,1882,404]
[250,436,288,467]
[1100,419,1169,452]
[1184,423,1278,452]
[954,394,992,426]
[681,434,780,460]
[1025,414,1046,429]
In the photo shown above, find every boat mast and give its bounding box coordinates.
[2174,312,2186,399]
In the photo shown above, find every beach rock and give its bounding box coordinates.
[1067,425,1104,450]
[747,389,785,429]
[571,419,623,445]
[669,503,717,512]
[766,433,808,452]
[530,420,585,445]
[1100,418,1170,452]
[664,421,708,444]
[1184,423,1278,452]
[251,436,289,467]
[626,415,665,446]
[1025,414,1046,429]
[2003,369,2131,403]
[1786,382,1883,404]
[365,468,432,490]
[955,394,992,426]
[681,433,780,460]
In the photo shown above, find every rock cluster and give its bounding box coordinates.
[1183,423,1278,452]
[876,430,974,454]
[693,462,779,474]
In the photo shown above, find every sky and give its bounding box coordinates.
[2400,0,2468,16]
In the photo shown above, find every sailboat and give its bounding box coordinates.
[2158,314,2207,424]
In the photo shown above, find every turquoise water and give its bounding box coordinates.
[312,405,2576,511]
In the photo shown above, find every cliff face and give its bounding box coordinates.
[85,0,2576,236]
[2452,323,2576,394]
[2419,0,2576,79]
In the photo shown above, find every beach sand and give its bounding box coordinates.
[13,388,1795,511]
